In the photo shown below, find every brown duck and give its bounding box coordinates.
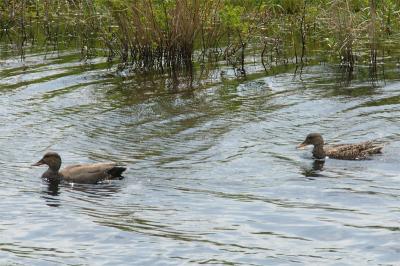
[32,152,127,184]
[298,133,383,160]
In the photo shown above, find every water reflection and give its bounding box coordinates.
[64,182,122,198]
[41,180,61,207]
[40,178,123,208]
[301,160,325,178]
[45,180,61,196]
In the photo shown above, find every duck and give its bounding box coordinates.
[297,133,383,160]
[32,152,127,184]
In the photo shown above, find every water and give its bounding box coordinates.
[0,51,399,265]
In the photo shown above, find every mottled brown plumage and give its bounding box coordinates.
[32,152,126,184]
[298,133,383,160]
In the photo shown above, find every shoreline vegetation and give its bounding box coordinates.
[1,0,399,77]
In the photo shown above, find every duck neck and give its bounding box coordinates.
[42,168,62,181]
[49,159,61,172]
[43,161,62,180]
[312,144,326,160]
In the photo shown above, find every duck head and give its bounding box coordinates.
[298,133,326,160]
[32,152,62,172]
[297,133,324,149]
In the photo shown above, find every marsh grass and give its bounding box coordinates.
[0,0,400,78]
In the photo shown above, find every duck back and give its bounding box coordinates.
[60,162,126,184]
[325,141,383,160]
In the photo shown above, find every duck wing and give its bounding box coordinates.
[60,163,126,184]
[325,141,383,160]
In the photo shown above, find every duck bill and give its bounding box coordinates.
[32,159,45,166]
[297,142,309,150]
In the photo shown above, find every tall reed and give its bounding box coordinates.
[1,0,400,76]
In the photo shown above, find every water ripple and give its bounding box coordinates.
[0,54,399,265]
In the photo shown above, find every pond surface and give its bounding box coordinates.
[0,51,399,265]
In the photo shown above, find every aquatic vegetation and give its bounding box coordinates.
[0,0,400,74]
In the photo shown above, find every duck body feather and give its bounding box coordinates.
[299,133,384,160]
[33,152,126,184]
[60,162,126,184]
[324,141,383,160]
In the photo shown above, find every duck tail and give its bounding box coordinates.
[108,166,127,179]
[367,145,384,154]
